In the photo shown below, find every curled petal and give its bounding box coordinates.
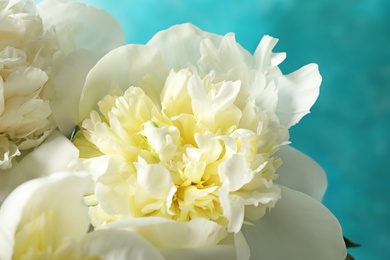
[0,171,92,260]
[275,145,327,201]
[0,131,79,204]
[274,63,322,128]
[242,185,347,260]
[254,35,286,72]
[79,45,169,121]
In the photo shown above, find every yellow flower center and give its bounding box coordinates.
[73,69,288,231]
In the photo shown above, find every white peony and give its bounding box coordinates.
[71,23,346,259]
[0,0,124,170]
[0,171,166,260]
[0,0,124,202]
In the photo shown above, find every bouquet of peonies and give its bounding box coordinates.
[0,0,349,259]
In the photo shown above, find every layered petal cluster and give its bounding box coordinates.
[70,23,347,259]
[0,0,125,203]
[0,0,124,170]
[0,172,166,260]
[0,0,57,169]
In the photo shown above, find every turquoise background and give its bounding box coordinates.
[38,0,390,258]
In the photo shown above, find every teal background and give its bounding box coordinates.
[37,0,390,258]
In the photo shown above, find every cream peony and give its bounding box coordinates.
[0,0,124,170]
[0,171,166,260]
[0,0,124,202]
[72,23,346,259]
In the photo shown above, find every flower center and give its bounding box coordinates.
[73,69,288,232]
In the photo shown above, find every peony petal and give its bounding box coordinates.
[0,171,91,260]
[160,245,236,260]
[147,23,224,69]
[198,32,253,74]
[104,217,229,249]
[81,229,165,260]
[36,0,125,137]
[79,44,169,121]
[188,74,242,132]
[274,63,322,128]
[234,231,251,260]
[4,67,48,99]
[253,35,286,72]
[37,0,125,58]
[0,130,79,204]
[135,160,177,201]
[242,185,347,260]
[275,145,327,201]
[160,232,250,260]
[49,50,98,137]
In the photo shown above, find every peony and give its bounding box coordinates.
[0,171,166,259]
[71,23,347,259]
[0,0,124,169]
[0,0,124,202]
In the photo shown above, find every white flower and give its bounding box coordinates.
[0,0,124,170]
[0,171,166,260]
[0,0,125,204]
[72,23,346,259]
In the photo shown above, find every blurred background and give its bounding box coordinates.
[38,0,390,258]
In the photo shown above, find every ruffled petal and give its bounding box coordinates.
[0,171,91,260]
[147,23,223,69]
[253,35,286,72]
[242,185,347,260]
[0,130,79,204]
[79,45,169,121]
[81,229,165,260]
[275,145,327,201]
[274,63,322,128]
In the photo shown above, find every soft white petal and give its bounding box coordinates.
[37,0,125,57]
[81,229,165,260]
[188,74,242,132]
[234,231,251,260]
[0,171,91,260]
[147,23,223,69]
[160,245,235,260]
[275,145,327,201]
[198,32,253,74]
[254,35,286,71]
[4,67,48,99]
[274,63,322,128]
[50,50,98,136]
[159,231,249,260]
[79,45,169,121]
[219,153,251,192]
[104,217,229,249]
[0,130,79,204]
[242,185,347,260]
[135,161,176,201]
